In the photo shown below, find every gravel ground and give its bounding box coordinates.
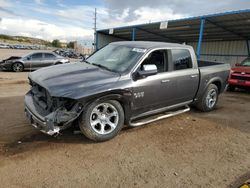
[0,50,250,188]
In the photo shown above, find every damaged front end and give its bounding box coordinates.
[24,81,83,136]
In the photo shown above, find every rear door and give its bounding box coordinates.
[168,49,199,103]
[43,53,57,66]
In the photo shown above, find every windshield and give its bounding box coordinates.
[241,58,250,67]
[87,44,146,73]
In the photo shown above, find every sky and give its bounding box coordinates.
[0,0,250,45]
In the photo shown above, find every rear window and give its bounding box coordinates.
[171,49,192,70]
[44,53,56,59]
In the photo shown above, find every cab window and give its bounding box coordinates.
[140,50,168,73]
[171,49,192,70]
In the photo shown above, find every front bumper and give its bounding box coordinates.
[24,92,83,136]
[25,107,60,135]
[0,63,11,70]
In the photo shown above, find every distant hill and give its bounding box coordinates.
[0,34,51,46]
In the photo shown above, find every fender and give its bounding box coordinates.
[205,76,223,93]
[11,61,25,69]
[194,76,223,103]
[13,60,25,65]
[80,89,133,124]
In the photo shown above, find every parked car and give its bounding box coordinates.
[228,57,250,91]
[24,41,230,141]
[0,44,9,49]
[0,52,69,72]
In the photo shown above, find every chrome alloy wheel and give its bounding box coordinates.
[206,88,217,109]
[12,63,23,72]
[90,103,119,135]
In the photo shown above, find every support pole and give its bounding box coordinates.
[197,18,205,60]
[247,40,250,56]
[132,28,136,41]
[94,8,97,51]
[95,32,99,51]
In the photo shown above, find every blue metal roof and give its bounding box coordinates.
[98,9,250,32]
[97,9,250,43]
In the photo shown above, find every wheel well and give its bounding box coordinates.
[84,94,130,124]
[111,99,130,125]
[212,81,222,93]
[13,61,24,66]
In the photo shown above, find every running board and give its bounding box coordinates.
[129,106,190,127]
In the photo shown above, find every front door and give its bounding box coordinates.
[132,50,177,116]
[29,53,43,69]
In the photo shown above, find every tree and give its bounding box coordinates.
[67,41,74,49]
[51,39,62,48]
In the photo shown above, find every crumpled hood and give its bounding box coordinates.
[29,62,121,99]
[232,67,250,74]
[1,56,22,63]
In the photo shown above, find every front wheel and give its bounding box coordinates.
[196,84,219,112]
[12,62,24,72]
[79,100,124,142]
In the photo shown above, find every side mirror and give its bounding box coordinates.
[27,57,31,60]
[235,63,240,67]
[138,64,158,77]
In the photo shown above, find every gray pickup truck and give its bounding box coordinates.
[24,41,230,141]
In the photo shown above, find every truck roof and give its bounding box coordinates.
[111,41,192,50]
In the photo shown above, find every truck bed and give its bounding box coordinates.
[195,60,231,101]
[198,60,223,67]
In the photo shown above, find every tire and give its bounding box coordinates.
[79,100,124,142]
[196,84,219,112]
[227,84,235,92]
[12,62,24,72]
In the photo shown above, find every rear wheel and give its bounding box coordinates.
[79,100,124,142]
[196,84,218,112]
[12,62,24,72]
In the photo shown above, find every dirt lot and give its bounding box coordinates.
[0,55,250,187]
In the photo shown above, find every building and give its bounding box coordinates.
[96,9,250,66]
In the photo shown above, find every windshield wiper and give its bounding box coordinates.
[92,63,113,72]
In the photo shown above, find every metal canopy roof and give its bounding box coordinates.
[97,9,250,43]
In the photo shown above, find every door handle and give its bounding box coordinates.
[161,79,170,83]
[190,75,198,78]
